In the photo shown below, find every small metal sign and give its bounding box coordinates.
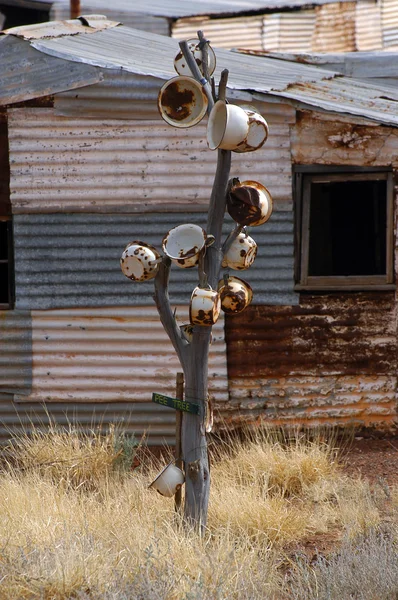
[152,392,199,415]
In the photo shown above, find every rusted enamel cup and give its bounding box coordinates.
[162,223,214,268]
[174,39,216,77]
[189,286,221,326]
[233,109,269,153]
[158,76,208,128]
[207,101,250,150]
[149,462,185,497]
[222,232,257,270]
[227,179,273,227]
[120,241,161,282]
[218,276,253,314]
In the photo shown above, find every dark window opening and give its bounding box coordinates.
[296,170,394,290]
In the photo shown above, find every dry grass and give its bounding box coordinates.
[0,425,395,599]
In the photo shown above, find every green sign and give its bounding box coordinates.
[152,392,199,415]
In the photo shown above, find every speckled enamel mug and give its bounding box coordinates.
[189,285,221,326]
[120,240,161,282]
[218,275,253,314]
[222,232,258,270]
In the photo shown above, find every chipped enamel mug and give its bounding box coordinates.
[218,275,253,314]
[227,179,273,227]
[149,462,185,497]
[233,108,269,153]
[120,241,161,282]
[222,232,257,270]
[189,286,221,326]
[207,101,250,151]
[162,223,214,268]
[174,39,216,77]
[158,76,208,128]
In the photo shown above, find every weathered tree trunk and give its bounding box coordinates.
[154,36,232,532]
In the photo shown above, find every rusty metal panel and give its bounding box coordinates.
[223,294,397,428]
[355,0,383,51]
[265,11,316,53]
[312,2,356,52]
[13,306,228,408]
[50,4,170,34]
[291,111,398,167]
[8,107,292,213]
[0,394,176,446]
[0,311,32,395]
[172,15,264,50]
[4,15,119,38]
[222,375,397,428]
[13,210,297,309]
[0,35,102,107]
[381,0,398,48]
[55,71,163,119]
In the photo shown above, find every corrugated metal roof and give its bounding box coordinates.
[355,0,383,51]
[13,306,229,406]
[0,34,102,106]
[11,23,398,126]
[13,211,297,308]
[0,311,32,395]
[312,2,356,52]
[42,0,360,20]
[8,108,292,213]
[3,14,119,38]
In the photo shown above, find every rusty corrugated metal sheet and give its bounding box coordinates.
[381,0,398,49]
[13,211,297,309]
[14,306,228,406]
[0,311,32,395]
[50,4,170,34]
[8,107,292,213]
[291,110,398,166]
[264,11,316,53]
[312,2,356,52]
[355,0,383,51]
[0,393,177,445]
[3,14,119,38]
[0,35,102,106]
[223,294,397,428]
[172,15,263,50]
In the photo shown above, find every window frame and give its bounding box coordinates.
[0,215,14,310]
[294,166,395,291]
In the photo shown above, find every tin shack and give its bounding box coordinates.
[1,0,397,54]
[1,17,398,442]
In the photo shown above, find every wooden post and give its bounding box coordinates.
[175,372,184,513]
[70,0,80,18]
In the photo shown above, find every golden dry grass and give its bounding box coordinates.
[0,425,395,599]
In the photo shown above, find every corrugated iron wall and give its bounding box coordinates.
[224,294,397,428]
[0,393,176,446]
[172,15,264,50]
[312,2,356,52]
[265,12,316,53]
[14,306,228,405]
[0,311,32,395]
[381,0,398,48]
[355,0,383,51]
[8,106,292,213]
[13,212,297,309]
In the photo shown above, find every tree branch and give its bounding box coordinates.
[153,257,190,370]
[179,40,214,113]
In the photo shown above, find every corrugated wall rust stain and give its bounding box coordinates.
[292,111,398,167]
[225,292,397,378]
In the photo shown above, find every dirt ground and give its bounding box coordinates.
[339,436,398,486]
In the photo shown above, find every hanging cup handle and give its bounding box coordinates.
[205,234,216,247]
